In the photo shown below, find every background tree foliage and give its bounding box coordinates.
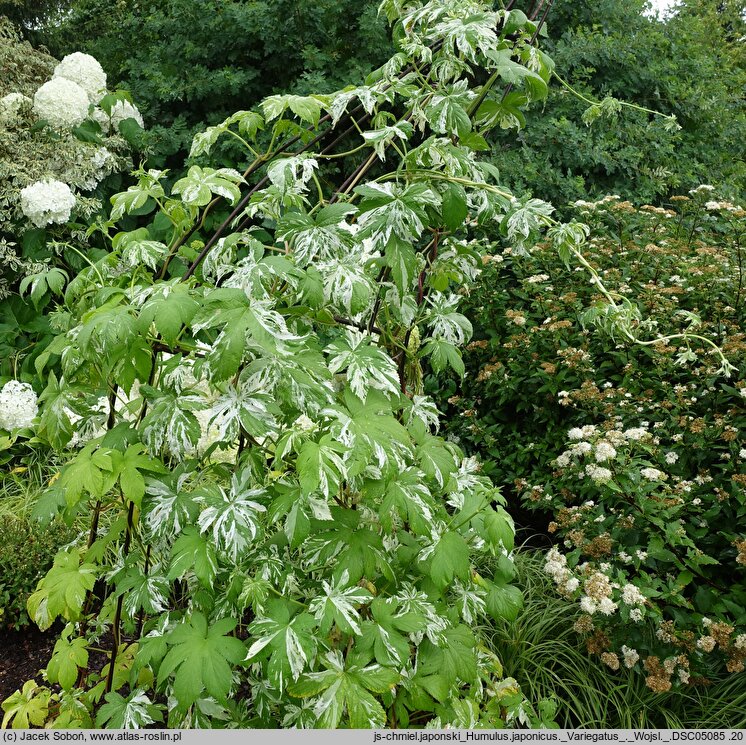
[39,0,392,165]
[33,0,746,202]
[498,0,746,208]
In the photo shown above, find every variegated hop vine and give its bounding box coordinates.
[1,0,592,730]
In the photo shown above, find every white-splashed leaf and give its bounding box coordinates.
[325,331,400,400]
[308,571,372,636]
[196,472,267,561]
[172,166,243,207]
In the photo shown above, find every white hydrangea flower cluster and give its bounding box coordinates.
[20,179,76,228]
[53,52,107,103]
[33,77,90,129]
[94,100,145,134]
[0,380,38,430]
[0,91,30,124]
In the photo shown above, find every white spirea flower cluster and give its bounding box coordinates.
[33,78,90,129]
[641,467,666,481]
[585,463,613,483]
[544,548,580,595]
[621,645,639,668]
[0,380,38,430]
[20,179,76,228]
[594,440,617,462]
[621,583,646,606]
[53,52,107,103]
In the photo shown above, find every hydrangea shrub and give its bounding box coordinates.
[0,19,143,378]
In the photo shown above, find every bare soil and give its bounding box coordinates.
[0,626,57,701]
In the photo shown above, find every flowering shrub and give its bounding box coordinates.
[0,0,583,729]
[442,191,746,688]
[0,18,142,377]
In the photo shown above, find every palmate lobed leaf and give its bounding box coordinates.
[1,682,51,729]
[159,612,246,711]
[27,549,97,630]
[171,166,244,207]
[96,689,163,729]
[288,651,398,728]
[46,633,89,691]
[245,600,318,690]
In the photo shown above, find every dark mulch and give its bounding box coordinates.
[0,626,57,701]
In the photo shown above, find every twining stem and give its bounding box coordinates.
[552,71,678,125]
[105,499,136,695]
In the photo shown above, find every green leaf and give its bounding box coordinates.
[1,681,51,729]
[486,584,524,622]
[419,626,477,685]
[138,282,199,346]
[58,443,112,507]
[297,436,346,498]
[118,117,146,148]
[111,443,165,507]
[483,506,515,552]
[46,632,89,691]
[27,549,97,630]
[159,612,246,711]
[441,182,469,232]
[262,94,325,126]
[415,430,458,487]
[167,527,218,587]
[422,338,465,377]
[172,165,243,207]
[359,598,424,666]
[429,531,471,589]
